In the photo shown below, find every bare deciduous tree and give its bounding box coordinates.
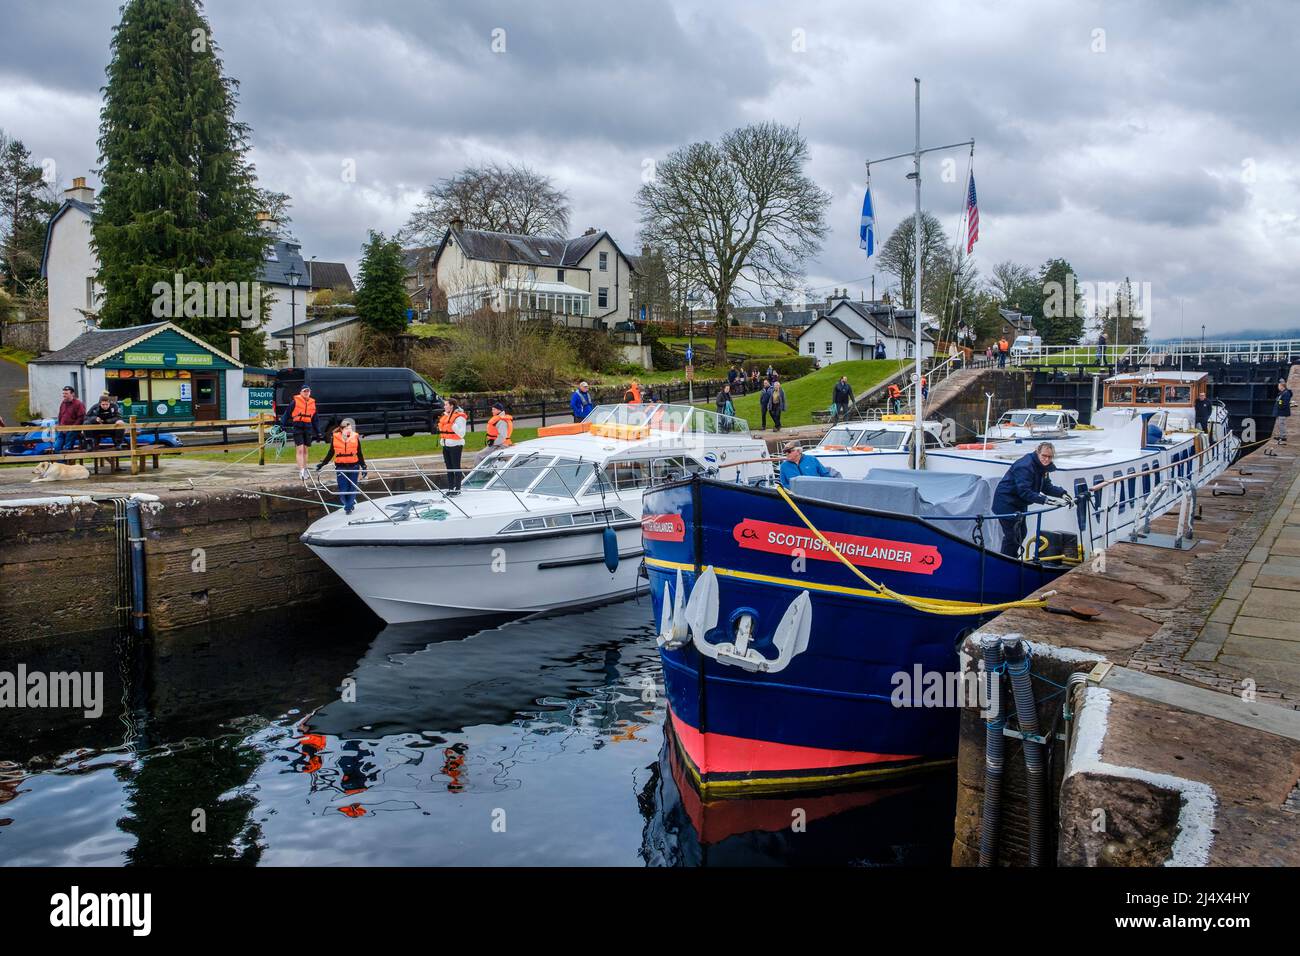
[401,161,570,246]
[636,122,829,361]
[877,211,949,311]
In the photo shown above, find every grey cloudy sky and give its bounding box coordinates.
[2,0,1298,337]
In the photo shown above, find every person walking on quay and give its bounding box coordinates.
[439,397,468,491]
[769,380,787,431]
[570,381,593,421]
[715,383,736,429]
[54,386,85,453]
[1096,331,1107,366]
[759,378,773,430]
[1276,379,1294,444]
[282,384,319,479]
[316,417,367,515]
[1195,389,1212,433]
[886,382,902,415]
[992,442,1069,559]
[487,401,514,448]
[832,375,853,424]
[997,336,1009,368]
[85,392,128,450]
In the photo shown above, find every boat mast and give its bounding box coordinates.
[911,79,923,469]
[864,79,973,470]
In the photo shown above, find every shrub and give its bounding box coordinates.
[442,355,485,392]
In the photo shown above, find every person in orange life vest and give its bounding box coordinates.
[486,401,514,447]
[316,417,367,514]
[280,384,319,479]
[624,379,642,404]
[997,337,1009,368]
[886,382,902,415]
[920,375,928,404]
[438,397,468,491]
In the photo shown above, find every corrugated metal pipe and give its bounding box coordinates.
[1003,635,1047,866]
[978,636,1006,867]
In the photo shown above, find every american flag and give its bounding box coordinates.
[965,172,980,253]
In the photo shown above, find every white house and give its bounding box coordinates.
[429,222,636,326]
[40,178,321,355]
[798,298,935,365]
[268,312,363,367]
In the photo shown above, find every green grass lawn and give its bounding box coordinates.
[183,427,542,464]
[657,336,796,358]
[729,359,908,428]
[0,346,35,365]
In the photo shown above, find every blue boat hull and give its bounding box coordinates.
[643,477,1066,795]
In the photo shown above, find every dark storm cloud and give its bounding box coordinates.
[1,0,1297,335]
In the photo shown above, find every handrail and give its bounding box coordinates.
[1083,428,1236,494]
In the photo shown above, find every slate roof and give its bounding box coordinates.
[30,323,169,365]
[307,261,354,291]
[832,300,935,342]
[432,227,637,273]
[804,314,864,342]
[268,313,361,338]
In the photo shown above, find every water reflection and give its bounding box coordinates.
[0,599,953,866]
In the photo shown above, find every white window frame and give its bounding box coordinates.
[598,252,608,272]
[598,287,609,309]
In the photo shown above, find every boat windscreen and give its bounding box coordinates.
[528,458,595,498]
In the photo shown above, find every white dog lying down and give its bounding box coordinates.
[31,461,91,482]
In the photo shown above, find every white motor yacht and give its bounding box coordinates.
[302,403,769,623]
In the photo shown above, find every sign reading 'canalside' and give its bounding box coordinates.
[731,519,942,575]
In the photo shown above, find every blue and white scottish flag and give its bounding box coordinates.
[859,182,874,257]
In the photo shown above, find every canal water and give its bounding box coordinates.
[0,599,954,866]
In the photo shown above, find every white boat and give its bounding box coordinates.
[805,370,1238,557]
[302,403,769,623]
[805,415,948,478]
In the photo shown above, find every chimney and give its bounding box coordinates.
[448,217,464,233]
[255,210,280,234]
[65,176,95,205]
[228,330,241,361]
[583,227,597,236]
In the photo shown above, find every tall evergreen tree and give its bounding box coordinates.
[1033,258,1086,344]
[93,0,270,362]
[355,231,410,337]
[0,132,60,294]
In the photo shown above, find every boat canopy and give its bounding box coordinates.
[584,403,748,436]
[795,467,993,517]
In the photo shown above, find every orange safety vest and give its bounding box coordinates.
[486,412,513,444]
[332,430,360,465]
[291,393,316,423]
[625,383,642,405]
[998,339,1009,352]
[887,384,901,398]
[439,409,467,442]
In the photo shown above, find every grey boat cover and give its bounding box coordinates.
[788,468,998,545]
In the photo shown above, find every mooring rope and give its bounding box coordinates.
[774,483,1051,616]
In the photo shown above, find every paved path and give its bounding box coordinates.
[0,357,25,427]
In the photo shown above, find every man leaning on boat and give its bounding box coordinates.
[779,441,841,487]
[992,442,1070,559]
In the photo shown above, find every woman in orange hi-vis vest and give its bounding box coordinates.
[280,384,318,479]
[624,379,642,404]
[438,398,468,491]
[316,417,367,514]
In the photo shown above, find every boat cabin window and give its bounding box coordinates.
[1107,385,1133,404]
[1165,385,1192,404]
[821,426,862,447]
[604,458,651,491]
[528,458,592,498]
[650,456,693,483]
[495,454,555,492]
[461,452,513,489]
[1136,385,1163,404]
[858,428,907,449]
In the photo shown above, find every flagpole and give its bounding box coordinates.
[863,81,973,470]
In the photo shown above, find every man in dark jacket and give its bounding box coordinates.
[832,376,853,424]
[1277,379,1294,444]
[54,386,86,453]
[759,380,772,430]
[992,442,1069,558]
[84,392,127,449]
[1194,390,1212,432]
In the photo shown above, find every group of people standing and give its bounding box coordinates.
[281,386,514,514]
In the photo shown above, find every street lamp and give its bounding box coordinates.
[286,263,301,367]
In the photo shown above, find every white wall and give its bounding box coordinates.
[27,363,105,418]
[224,368,250,419]
[45,209,100,351]
[575,236,632,322]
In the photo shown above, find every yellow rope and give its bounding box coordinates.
[774,483,1049,617]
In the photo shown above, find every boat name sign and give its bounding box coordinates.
[642,514,686,541]
[731,519,942,575]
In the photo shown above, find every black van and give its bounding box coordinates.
[274,367,441,437]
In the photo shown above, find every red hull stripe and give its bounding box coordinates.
[669,705,918,776]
